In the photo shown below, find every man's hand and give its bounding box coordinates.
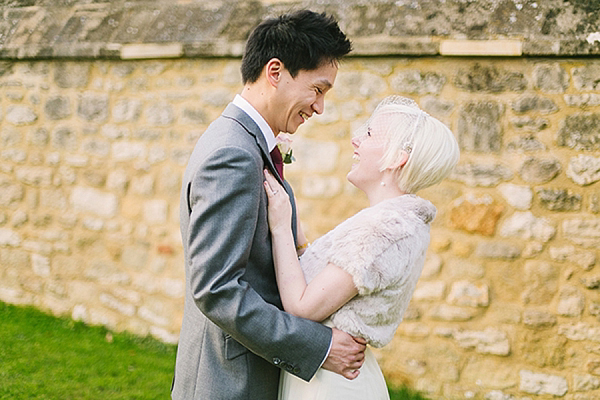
[321,328,367,380]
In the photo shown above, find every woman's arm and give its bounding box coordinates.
[264,170,358,322]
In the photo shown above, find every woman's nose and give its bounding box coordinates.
[352,136,361,148]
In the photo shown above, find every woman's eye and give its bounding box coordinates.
[367,127,372,137]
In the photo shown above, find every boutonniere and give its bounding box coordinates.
[276,133,295,164]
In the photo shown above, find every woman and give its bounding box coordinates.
[264,96,460,399]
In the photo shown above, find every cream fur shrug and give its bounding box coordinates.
[299,194,436,348]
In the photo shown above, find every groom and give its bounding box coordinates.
[172,10,366,400]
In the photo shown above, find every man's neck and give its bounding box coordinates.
[240,85,279,136]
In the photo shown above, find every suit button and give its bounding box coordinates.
[273,357,281,365]
[293,367,301,374]
[285,364,293,372]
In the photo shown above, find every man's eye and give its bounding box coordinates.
[315,87,323,95]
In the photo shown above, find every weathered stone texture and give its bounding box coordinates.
[567,155,600,186]
[557,114,600,151]
[448,194,504,236]
[533,64,569,93]
[457,101,504,153]
[519,157,561,184]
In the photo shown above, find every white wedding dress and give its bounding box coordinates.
[278,320,389,400]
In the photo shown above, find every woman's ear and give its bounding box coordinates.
[388,150,409,170]
[265,58,283,88]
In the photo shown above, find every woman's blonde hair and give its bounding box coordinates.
[359,96,460,193]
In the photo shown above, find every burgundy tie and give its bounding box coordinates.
[270,147,284,179]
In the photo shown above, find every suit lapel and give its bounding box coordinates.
[222,103,284,186]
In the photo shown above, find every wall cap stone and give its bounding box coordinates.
[1,0,599,60]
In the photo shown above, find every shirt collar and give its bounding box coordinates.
[232,94,277,152]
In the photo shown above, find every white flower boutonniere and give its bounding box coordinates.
[276,133,295,164]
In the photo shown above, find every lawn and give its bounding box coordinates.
[0,301,427,399]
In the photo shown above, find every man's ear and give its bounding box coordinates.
[265,58,283,88]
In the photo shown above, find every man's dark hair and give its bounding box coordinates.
[241,10,352,84]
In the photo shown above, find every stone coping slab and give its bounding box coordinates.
[0,0,599,59]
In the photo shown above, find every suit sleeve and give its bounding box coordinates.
[186,145,331,381]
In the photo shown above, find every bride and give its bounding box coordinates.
[263,96,460,400]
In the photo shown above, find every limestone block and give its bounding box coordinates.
[451,328,510,356]
[27,128,50,148]
[421,253,442,279]
[573,65,600,91]
[449,194,504,236]
[143,199,168,225]
[50,126,77,151]
[82,139,110,157]
[412,281,446,301]
[201,88,231,108]
[497,183,532,210]
[510,117,549,133]
[0,228,22,247]
[429,304,478,321]
[398,322,431,338]
[567,155,600,186]
[77,92,109,122]
[440,39,522,56]
[511,95,558,114]
[171,148,192,166]
[131,175,155,195]
[15,167,52,187]
[84,261,131,285]
[574,374,600,392]
[31,253,50,277]
[565,93,600,107]
[121,244,149,270]
[5,105,37,126]
[558,114,600,151]
[523,309,556,329]
[72,304,88,322]
[106,169,129,193]
[112,141,147,162]
[163,278,184,299]
[390,70,445,95]
[149,326,179,345]
[138,306,169,327]
[181,107,208,125]
[121,43,183,60]
[557,285,585,317]
[533,64,569,93]
[88,308,119,331]
[148,146,167,165]
[1,127,22,147]
[70,186,118,217]
[558,322,600,342]
[563,218,600,248]
[582,276,600,290]
[99,293,136,317]
[519,370,568,396]
[335,71,387,99]
[145,101,175,126]
[499,211,556,242]
[505,134,546,152]
[454,64,527,93]
[549,245,596,270]
[82,217,103,231]
[446,259,485,279]
[537,188,582,211]
[522,261,559,305]
[112,98,142,123]
[450,163,513,187]
[447,281,489,307]
[475,241,521,260]
[457,101,504,153]
[0,178,24,207]
[519,157,561,184]
[54,63,90,88]
[44,95,71,120]
[420,96,454,118]
[587,361,600,376]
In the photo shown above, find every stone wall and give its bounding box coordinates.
[2,1,600,399]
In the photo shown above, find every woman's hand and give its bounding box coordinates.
[263,170,292,234]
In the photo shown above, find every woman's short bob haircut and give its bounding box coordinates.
[369,96,460,194]
[241,10,352,84]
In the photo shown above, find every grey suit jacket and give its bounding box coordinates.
[172,104,332,399]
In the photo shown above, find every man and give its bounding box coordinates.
[172,10,365,399]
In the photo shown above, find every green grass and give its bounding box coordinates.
[0,301,427,399]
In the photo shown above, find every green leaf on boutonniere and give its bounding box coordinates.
[282,149,294,164]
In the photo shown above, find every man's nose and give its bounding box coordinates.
[312,96,325,115]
